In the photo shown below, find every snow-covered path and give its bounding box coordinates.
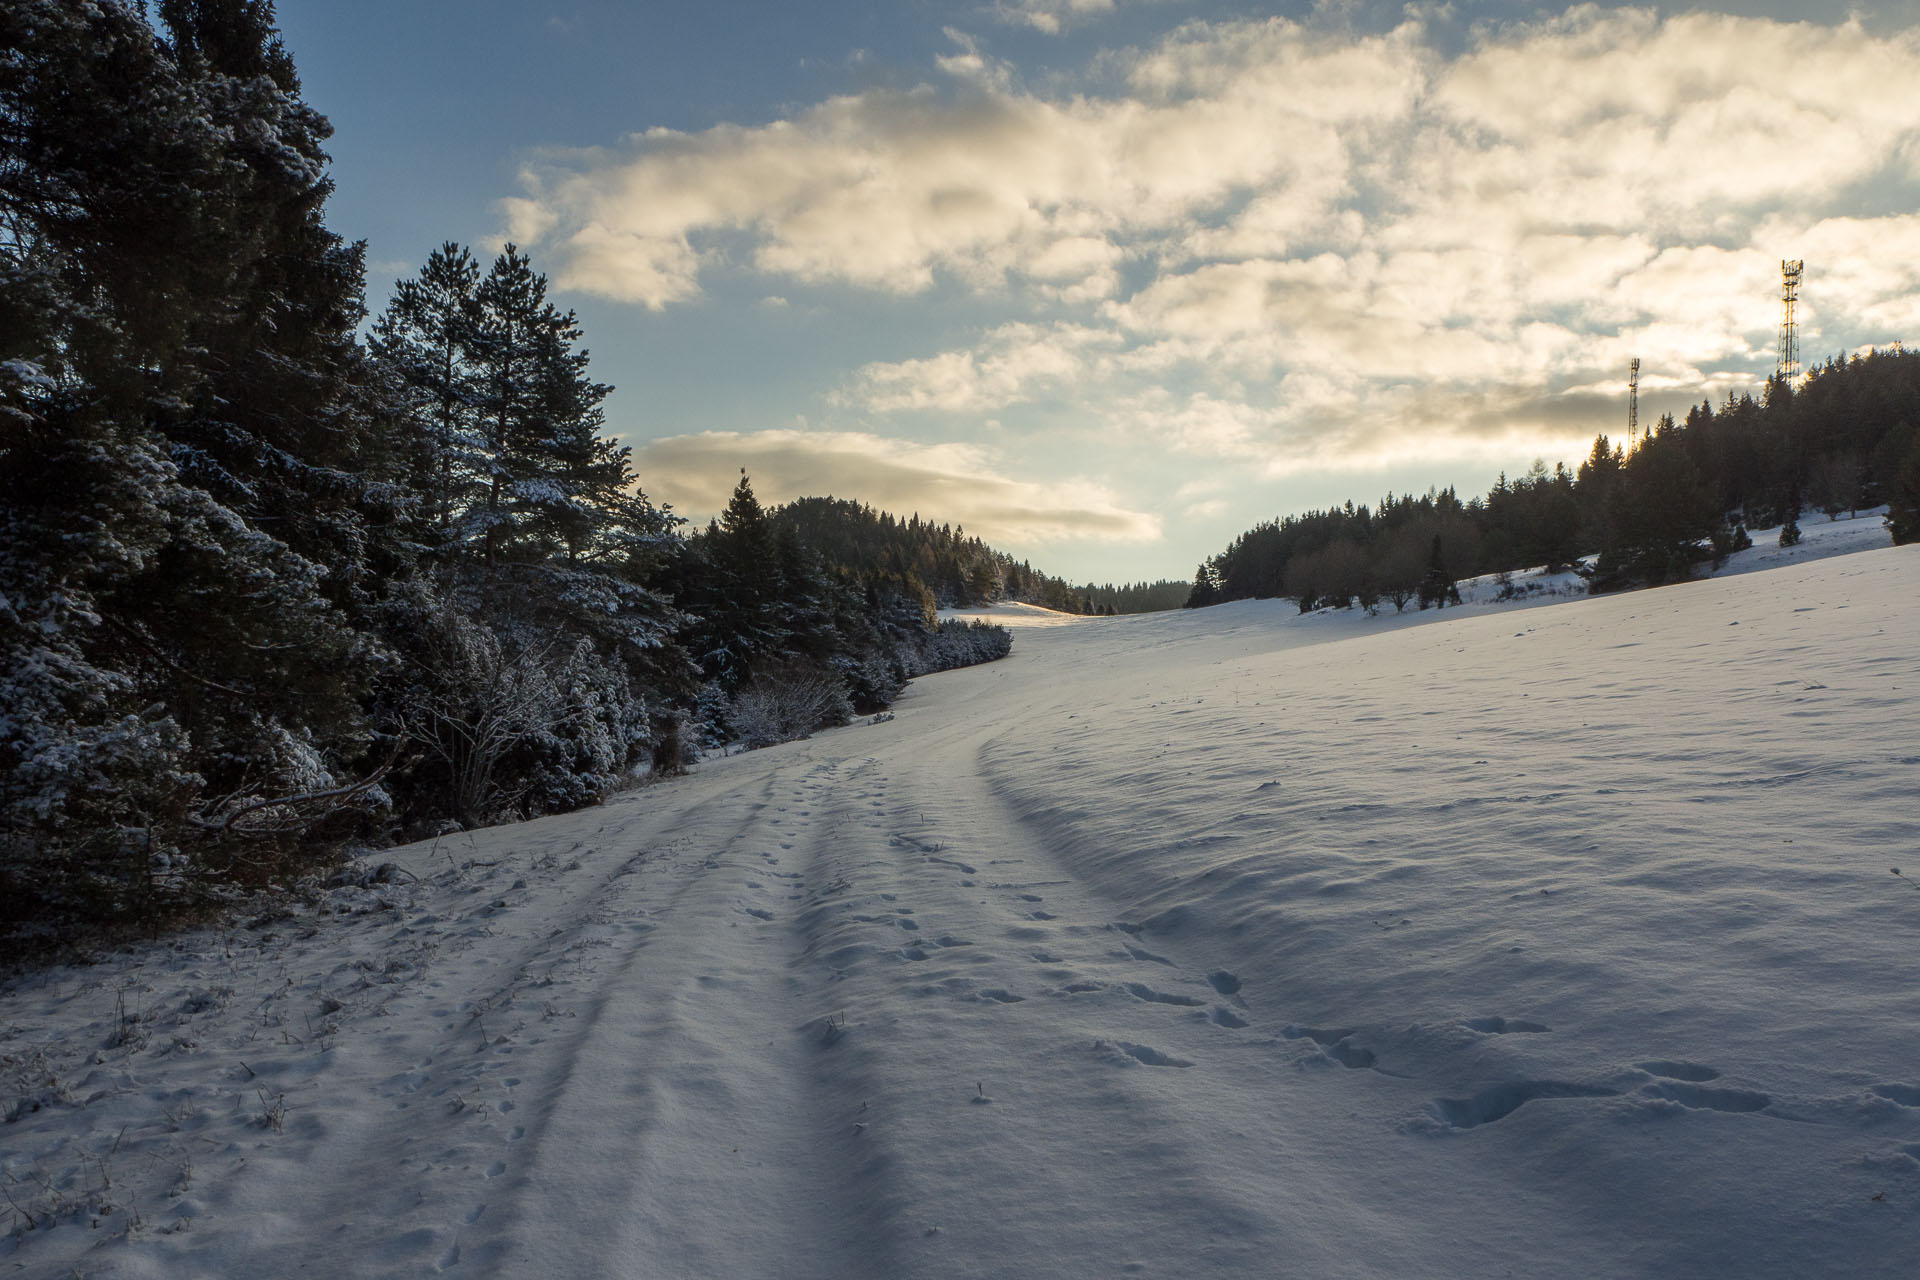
[5,535,1920,1278]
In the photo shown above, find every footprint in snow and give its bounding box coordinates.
[1283,1026,1374,1069]
[1121,981,1206,1008]
[1429,1080,1619,1129]
[1641,1081,1770,1113]
[1463,1016,1550,1034]
[1099,1040,1193,1069]
[1637,1061,1719,1082]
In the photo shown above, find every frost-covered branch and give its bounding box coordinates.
[190,741,403,838]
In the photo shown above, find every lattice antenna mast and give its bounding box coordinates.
[1627,357,1640,448]
[1778,259,1803,382]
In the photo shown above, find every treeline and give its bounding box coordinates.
[1189,349,1920,612]
[0,2,1013,933]
[765,496,1133,615]
[1075,580,1191,614]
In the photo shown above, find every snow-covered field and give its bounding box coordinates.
[5,514,1917,1278]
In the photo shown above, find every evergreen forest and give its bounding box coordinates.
[1187,351,1920,613]
[0,1,1030,935]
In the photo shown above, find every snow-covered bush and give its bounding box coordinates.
[516,640,649,815]
[689,682,733,756]
[832,646,910,714]
[396,603,565,826]
[906,620,1014,674]
[728,660,855,749]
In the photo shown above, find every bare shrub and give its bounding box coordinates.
[728,660,854,749]
[400,604,564,824]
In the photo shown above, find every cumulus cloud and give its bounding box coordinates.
[634,430,1162,544]
[991,0,1116,36]
[507,20,1419,307]
[836,322,1123,412]
[511,8,1920,474]
[1097,376,1601,479]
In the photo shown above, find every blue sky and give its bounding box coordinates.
[276,0,1920,584]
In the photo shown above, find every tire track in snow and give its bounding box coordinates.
[770,716,1299,1277]
[466,771,787,1271]
[474,748,906,1280]
[195,773,785,1277]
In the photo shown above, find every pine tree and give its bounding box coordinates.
[467,245,552,569]
[1185,564,1219,608]
[2,0,380,921]
[371,243,484,559]
[1886,436,1920,545]
[1417,535,1459,609]
[688,471,790,683]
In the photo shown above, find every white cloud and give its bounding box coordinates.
[634,429,1162,544]
[990,0,1184,36]
[507,19,1420,306]
[837,322,1122,412]
[993,0,1113,36]
[512,9,1920,471]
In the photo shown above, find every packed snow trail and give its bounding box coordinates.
[3,529,1918,1278]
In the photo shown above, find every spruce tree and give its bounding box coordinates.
[1417,535,1459,609]
[689,471,789,683]
[2,0,379,921]
[371,243,484,560]
[1185,564,1218,608]
[469,245,551,569]
[1884,438,1920,544]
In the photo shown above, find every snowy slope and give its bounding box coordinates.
[4,535,1917,1278]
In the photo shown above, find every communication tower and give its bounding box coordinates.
[1778,259,1803,381]
[1627,357,1640,448]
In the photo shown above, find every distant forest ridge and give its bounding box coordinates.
[767,496,1187,616]
[1188,348,1920,612]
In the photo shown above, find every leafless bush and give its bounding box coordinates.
[401,603,565,824]
[728,660,854,749]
